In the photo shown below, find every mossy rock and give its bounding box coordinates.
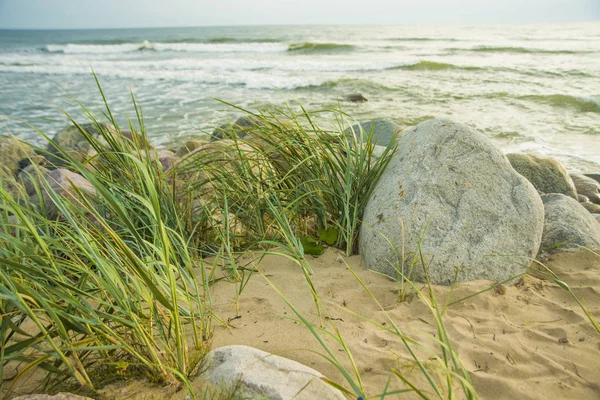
[507,153,577,199]
[0,135,37,176]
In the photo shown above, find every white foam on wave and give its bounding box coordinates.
[1,50,418,74]
[45,41,288,54]
[0,62,336,89]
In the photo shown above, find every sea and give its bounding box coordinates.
[0,23,599,171]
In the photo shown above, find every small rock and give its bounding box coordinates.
[344,119,402,147]
[201,345,345,400]
[570,174,600,204]
[345,93,368,103]
[580,201,600,214]
[211,115,264,142]
[46,123,104,166]
[584,174,600,184]
[25,168,96,220]
[507,154,577,199]
[578,194,590,203]
[0,135,38,176]
[175,139,208,157]
[540,193,600,253]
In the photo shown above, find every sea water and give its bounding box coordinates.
[0,23,599,170]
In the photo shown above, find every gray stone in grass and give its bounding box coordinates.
[570,174,600,204]
[506,153,577,199]
[211,115,264,142]
[201,345,345,400]
[360,119,544,285]
[22,168,96,220]
[13,394,94,400]
[344,119,402,147]
[540,194,600,252]
[46,123,103,166]
[138,149,179,172]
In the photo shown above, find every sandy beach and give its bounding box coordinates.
[204,248,600,399]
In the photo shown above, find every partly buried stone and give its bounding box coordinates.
[570,174,600,204]
[201,345,345,400]
[20,167,96,219]
[46,123,104,166]
[13,394,93,400]
[540,194,600,252]
[211,115,264,142]
[360,119,544,284]
[344,119,402,147]
[0,135,38,176]
[507,153,577,199]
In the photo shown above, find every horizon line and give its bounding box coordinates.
[1,19,599,31]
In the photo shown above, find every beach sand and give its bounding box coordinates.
[206,248,600,399]
[5,248,600,399]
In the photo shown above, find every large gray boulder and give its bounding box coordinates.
[345,119,402,147]
[540,194,600,252]
[507,153,577,199]
[570,174,600,204]
[360,119,544,284]
[201,345,345,400]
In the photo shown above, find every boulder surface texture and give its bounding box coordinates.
[201,345,345,400]
[360,119,544,284]
[540,194,600,252]
[507,153,577,199]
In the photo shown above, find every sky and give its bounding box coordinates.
[0,0,598,29]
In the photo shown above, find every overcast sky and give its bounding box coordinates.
[0,0,598,29]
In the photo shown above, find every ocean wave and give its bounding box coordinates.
[387,60,482,71]
[453,46,591,55]
[44,41,287,54]
[520,94,600,112]
[204,37,282,43]
[385,37,459,42]
[292,78,396,91]
[287,42,356,53]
